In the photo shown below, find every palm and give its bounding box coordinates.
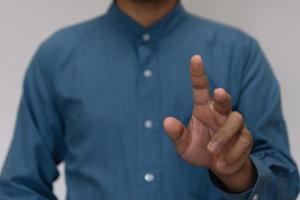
[183,104,221,167]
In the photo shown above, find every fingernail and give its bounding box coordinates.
[207,141,222,153]
[241,137,250,146]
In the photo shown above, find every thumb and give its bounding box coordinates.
[163,116,190,155]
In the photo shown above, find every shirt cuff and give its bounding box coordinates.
[208,154,272,200]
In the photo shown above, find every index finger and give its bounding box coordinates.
[190,55,210,105]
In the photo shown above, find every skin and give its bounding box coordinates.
[164,55,257,193]
[116,0,177,27]
[116,0,257,193]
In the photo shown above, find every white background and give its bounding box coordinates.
[0,0,299,199]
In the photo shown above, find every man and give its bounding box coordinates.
[0,0,299,199]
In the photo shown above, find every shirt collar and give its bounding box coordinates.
[105,1,188,42]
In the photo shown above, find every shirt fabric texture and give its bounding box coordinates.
[1,2,299,200]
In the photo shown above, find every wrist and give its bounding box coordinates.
[211,158,257,193]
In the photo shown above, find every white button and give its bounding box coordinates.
[142,33,151,42]
[144,120,153,129]
[144,69,153,78]
[144,173,155,182]
[252,194,259,200]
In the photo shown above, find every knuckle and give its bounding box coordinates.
[192,76,209,89]
[216,159,228,171]
[240,133,253,148]
[214,128,227,141]
[233,111,243,121]
[231,111,244,125]
[240,137,250,148]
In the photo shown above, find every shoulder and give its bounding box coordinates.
[184,13,264,76]
[31,15,110,74]
[38,15,107,59]
[185,13,260,52]
[26,15,109,82]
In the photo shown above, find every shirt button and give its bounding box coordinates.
[142,33,151,42]
[144,173,155,182]
[252,194,259,200]
[144,69,153,78]
[144,120,153,129]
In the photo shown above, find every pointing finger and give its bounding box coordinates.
[190,55,210,106]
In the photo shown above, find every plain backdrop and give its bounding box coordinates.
[0,0,299,199]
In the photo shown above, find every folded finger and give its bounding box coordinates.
[207,111,244,154]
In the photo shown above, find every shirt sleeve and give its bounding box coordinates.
[0,41,65,200]
[209,36,300,200]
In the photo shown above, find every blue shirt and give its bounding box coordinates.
[1,2,299,200]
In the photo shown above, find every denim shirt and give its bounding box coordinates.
[0,2,299,200]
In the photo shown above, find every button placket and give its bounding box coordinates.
[135,38,161,199]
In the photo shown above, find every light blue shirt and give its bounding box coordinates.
[1,2,299,200]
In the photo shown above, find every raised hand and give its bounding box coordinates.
[163,55,256,192]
